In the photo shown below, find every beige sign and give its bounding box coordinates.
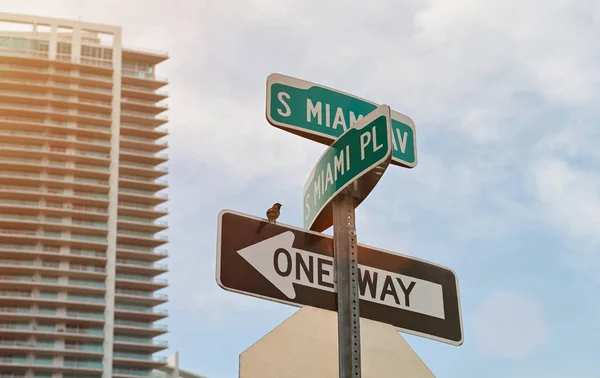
[239,306,435,378]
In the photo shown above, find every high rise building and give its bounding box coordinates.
[0,13,169,378]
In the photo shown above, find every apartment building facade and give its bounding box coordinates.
[0,13,169,378]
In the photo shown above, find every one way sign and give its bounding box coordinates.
[216,209,463,346]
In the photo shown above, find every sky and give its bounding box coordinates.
[3,0,600,377]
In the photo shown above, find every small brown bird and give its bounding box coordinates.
[266,203,282,224]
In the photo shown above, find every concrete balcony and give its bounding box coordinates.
[119,176,168,194]
[116,245,167,263]
[116,259,168,277]
[119,149,168,167]
[120,123,167,139]
[117,215,167,233]
[115,274,168,291]
[112,336,168,352]
[114,304,167,321]
[121,96,168,114]
[113,354,167,368]
[113,319,167,336]
[0,89,112,116]
[116,230,167,248]
[120,135,167,153]
[120,110,167,127]
[121,84,168,102]
[0,307,105,326]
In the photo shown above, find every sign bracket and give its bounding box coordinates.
[333,188,362,378]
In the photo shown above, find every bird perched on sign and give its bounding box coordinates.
[266,203,282,224]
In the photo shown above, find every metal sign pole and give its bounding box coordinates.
[333,188,361,378]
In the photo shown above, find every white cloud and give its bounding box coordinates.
[472,290,548,358]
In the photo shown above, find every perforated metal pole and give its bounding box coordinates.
[333,189,361,378]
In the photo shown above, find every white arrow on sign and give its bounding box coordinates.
[237,231,446,319]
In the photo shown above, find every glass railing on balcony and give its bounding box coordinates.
[68,295,105,304]
[116,244,151,252]
[114,335,164,345]
[0,356,29,365]
[65,327,103,336]
[0,213,38,222]
[74,149,110,159]
[121,97,168,108]
[79,84,112,94]
[77,123,110,133]
[120,148,168,159]
[73,191,109,200]
[0,156,40,165]
[118,230,167,240]
[120,135,166,145]
[78,110,111,120]
[118,202,167,212]
[0,322,30,330]
[115,274,152,282]
[72,219,108,228]
[63,359,102,369]
[115,304,164,314]
[65,343,103,352]
[0,170,41,179]
[69,264,106,273]
[72,204,108,214]
[0,275,33,282]
[120,161,168,172]
[76,137,110,146]
[0,228,38,236]
[68,279,105,288]
[75,164,110,173]
[119,188,167,199]
[118,216,167,226]
[0,62,50,72]
[0,200,39,208]
[0,245,36,253]
[0,290,31,298]
[67,311,104,320]
[38,308,56,315]
[70,235,108,244]
[113,352,156,361]
[0,259,35,267]
[116,259,156,268]
[112,368,151,377]
[74,177,109,185]
[79,97,112,107]
[69,248,106,258]
[120,175,167,186]
[39,292,58,299]
[114,290,167,300]
[116,274,167,285]
[79,72,112,82]
[121,83,167,94]
[0,307,30,314]
[0,143,43,152]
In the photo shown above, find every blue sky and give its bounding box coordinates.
[6,1,600,377]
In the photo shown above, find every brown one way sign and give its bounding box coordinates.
[216,209,463,346]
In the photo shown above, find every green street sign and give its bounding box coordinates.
[266,73,417,168]
[303,105,393,232]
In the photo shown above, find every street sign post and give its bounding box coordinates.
[303,105,393,232]
[266,73,418,168]
[216,209,464,346]
[302,105,393,377]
